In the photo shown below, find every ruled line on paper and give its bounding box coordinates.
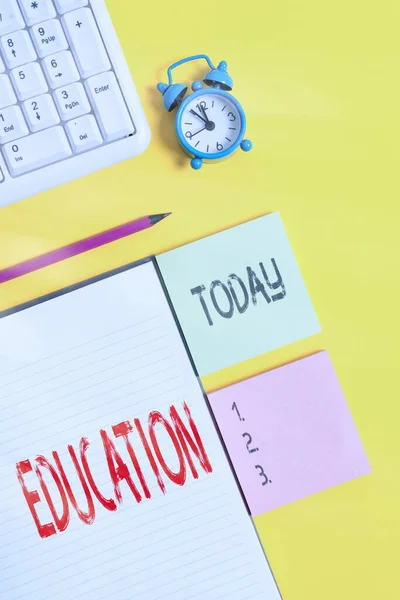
[1,480,228,565]
[0,349,175,433]
[1,498,231,584]
[0,316,160,380]
[76,547,249,600]
[0,329,167,404]
[187,577,261,600]
[214,584,262,600]
[107,569,261,600]
[1,484,227,577]
[148,564,255,600]
[2,473,226,551]
[0,334,170,408]
[238,592,266,600]
[10,512,240,597]
[8,501,238,598]
[0,321,164,394]
[0,372,182,460]
[0,372,182,463]
[0,346,176,433]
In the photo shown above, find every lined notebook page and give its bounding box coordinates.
[0,261,280,600]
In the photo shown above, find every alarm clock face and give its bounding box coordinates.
[178,92,245,157]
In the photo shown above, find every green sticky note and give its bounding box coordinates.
[157,213,321,376]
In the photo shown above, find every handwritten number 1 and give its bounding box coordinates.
[232,402,245,421]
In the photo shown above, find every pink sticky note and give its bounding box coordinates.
[209,352,371,516]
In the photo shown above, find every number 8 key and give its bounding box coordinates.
[0,30,37,69]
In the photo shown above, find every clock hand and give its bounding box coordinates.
[199,105,216,131]
[190,126,206,138]
[199,104,210,123]
[189,107,215,134]
[190,109,207,124]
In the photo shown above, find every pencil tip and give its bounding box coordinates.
[149,213,172,225]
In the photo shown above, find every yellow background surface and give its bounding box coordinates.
[0,1,399,598]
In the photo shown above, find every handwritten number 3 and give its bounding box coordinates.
[255,465,269,486]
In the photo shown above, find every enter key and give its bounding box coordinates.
[85,72,135,142]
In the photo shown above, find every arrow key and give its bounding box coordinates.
[22,93,60,132]
[42,51,80,90]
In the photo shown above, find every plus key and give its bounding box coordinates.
[62,8,111,78]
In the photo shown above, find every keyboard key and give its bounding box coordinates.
[85,72,134,142]
[54,81,90,120]
[62,8,111,78]
[0,105,28,144]
[0,55,4,73]
[53,0,87,14]
[23,93,59,131]
[0,0,25,36]
[31,19,68,58]
[0,74,17,108]
[43,50,79,89]
[66,114,102,153]
[18,0,56,26]
[10,62,48,101]
[0,30,37,69]
[3,125,71,175]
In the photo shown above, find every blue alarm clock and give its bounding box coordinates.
[157,54,252,170]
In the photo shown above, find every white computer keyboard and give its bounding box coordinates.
[0,0,151,207]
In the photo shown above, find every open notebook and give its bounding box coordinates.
[0,259,281,600]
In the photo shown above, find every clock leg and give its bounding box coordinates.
[240,140,252,152]
[191,158,203,170]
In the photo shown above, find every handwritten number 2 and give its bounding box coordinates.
[242,432,259,454]
[255,465,269,486]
